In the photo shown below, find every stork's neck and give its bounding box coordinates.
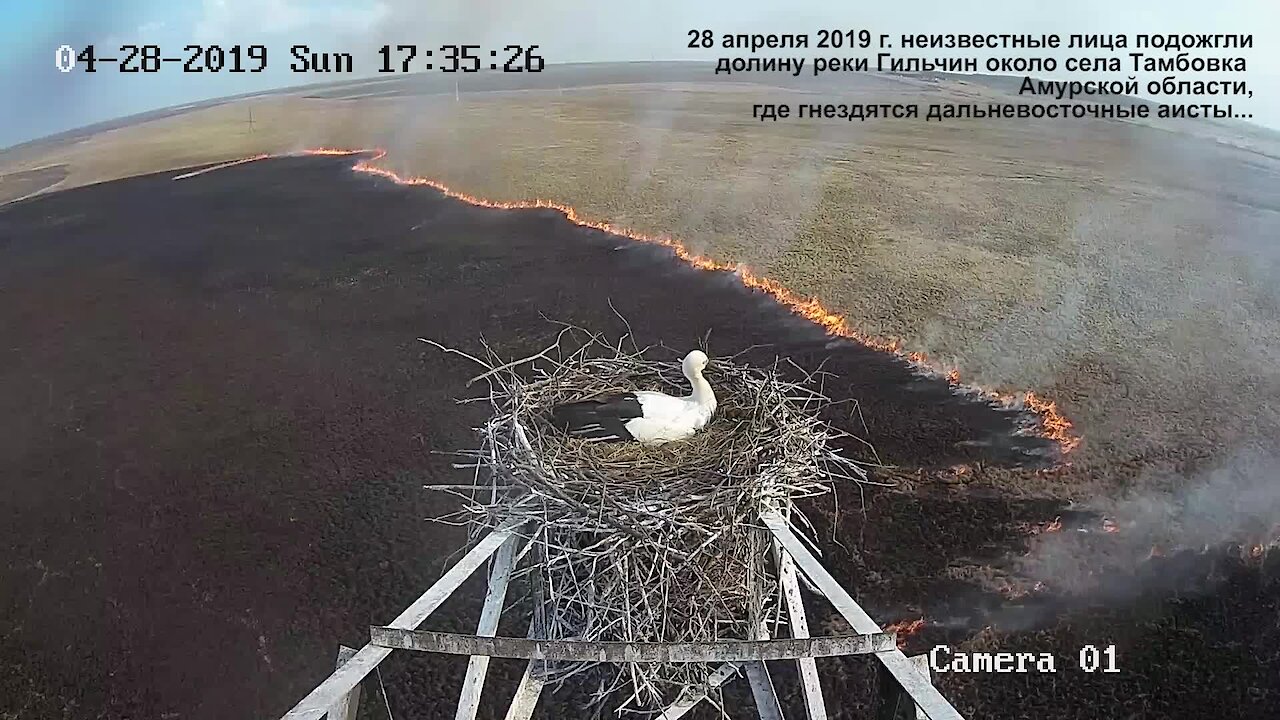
[686,369,715,408]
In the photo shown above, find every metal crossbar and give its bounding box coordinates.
[369,628,896,661]
[761,509,964,720]
[275,511,966,720]
[279,521,523,720]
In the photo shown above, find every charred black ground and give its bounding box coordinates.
[0,156,1274,719]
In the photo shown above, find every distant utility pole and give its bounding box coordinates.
[246,107,255,133]
[455,79,459,102]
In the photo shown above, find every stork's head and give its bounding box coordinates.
[682,349,710,377]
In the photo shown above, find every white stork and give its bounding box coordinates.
[550,350,717,444]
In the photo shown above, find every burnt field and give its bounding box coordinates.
[0,154,1276,719]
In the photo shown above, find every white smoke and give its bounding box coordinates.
[1021,445,1280,599]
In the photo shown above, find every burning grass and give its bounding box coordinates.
[297,146,1082,457]
[884,618,927,649]
[424,329,876,715]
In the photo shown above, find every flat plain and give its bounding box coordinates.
[6,65,1278,486]
[3,63,1278,718]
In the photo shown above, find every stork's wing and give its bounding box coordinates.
[632,390,689,419]
[549,393,643,441]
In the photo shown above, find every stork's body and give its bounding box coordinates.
[550,351,716,444]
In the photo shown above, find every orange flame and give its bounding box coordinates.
[1019,517,1062,535]
[301,147,365,156]
[294,148,1079,454]
[1024,392,1080,453]
[885,618,926,648]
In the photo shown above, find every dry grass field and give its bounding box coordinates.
[4,67,1280,719]
[4,70,1279,496]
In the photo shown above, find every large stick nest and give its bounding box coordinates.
[428,330,877,715]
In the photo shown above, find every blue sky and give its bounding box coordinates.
[2,0,1276,148]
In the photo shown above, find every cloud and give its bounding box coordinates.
[194,0,389,42]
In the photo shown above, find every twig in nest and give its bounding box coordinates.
[422,326,882,716]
